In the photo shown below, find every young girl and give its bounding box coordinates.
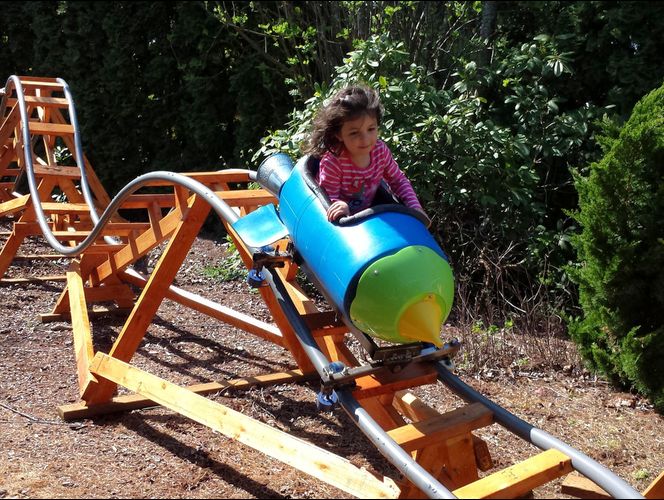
[304,85,428,223]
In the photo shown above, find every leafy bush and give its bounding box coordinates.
[568,82,664,411]
[257,34,606,324]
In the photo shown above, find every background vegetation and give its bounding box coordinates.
[1,1,663,409]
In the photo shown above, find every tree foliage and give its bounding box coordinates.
[259,32,608,324]
[568,83,664,411]
[1,0,664,403]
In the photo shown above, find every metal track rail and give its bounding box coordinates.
[435,364,644,499]
[4,74,645,498]
[3,75,254,256]
[263,266,458,499]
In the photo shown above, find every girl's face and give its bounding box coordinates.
[336,113,378,161]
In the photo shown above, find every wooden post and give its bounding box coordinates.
[82,194,210,404]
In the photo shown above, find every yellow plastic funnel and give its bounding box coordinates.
[397,295,443,346]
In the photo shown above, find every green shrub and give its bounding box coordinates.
[568,82,664,411]
[258,34,606,324]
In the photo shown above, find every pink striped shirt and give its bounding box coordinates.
[318,140,422,214]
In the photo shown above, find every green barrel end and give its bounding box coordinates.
[349,246,454,345]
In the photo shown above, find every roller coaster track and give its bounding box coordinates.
[0,75,661,499]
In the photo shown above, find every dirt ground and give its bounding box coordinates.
[0,227,662,499]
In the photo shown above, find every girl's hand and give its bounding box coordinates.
[327,201,350,221]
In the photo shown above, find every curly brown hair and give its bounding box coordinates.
[303,84,384,158]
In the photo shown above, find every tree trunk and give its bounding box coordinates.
[478,0,498,71]
[480,0,498,41]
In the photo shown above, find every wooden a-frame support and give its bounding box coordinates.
[53,178,583,499]
[2,76,657,499]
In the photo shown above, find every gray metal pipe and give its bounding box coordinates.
[435,364,643,499]
[4,75,256,256]
[263,267,457,499]
[56,77,100,225]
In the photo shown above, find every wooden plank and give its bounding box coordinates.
[78,243,126,254]
[91,196,190,284]
[89,353,400,499]
[14,254,70,261]
[0,230,26,279]
[387,403,493,452]
[13,95,69,108]
[0,194,30,218]
[66,261,97,395]
[58,369,311,420]
[26,121,74,135]
[644,470,664,499]
[0,275,67,284]
[473,434,493,472]
[453,449,573,499]
[352,362,438,400]
[32,164,81,178]
[119,269,284,346]
[561,473,612,499]
[38,202,97,214]
[16,77,62,88]
[215,189,277,207]
[394,390,494,472]
[83,196,210,403]
[0,105,20,145]
[118,193,176,209]
[444,433,480,487]
[40,306,133,323]
[360,395,405,431]
[182,171,254,184]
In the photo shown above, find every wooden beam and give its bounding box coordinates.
[387,403,493,452]
[352,362,438,400]
[0,229,27,279]
[181,171,255,184]
[26,121,74,135]
[40,306,132,323]
[119,269,284,346]
[561,473,612,499]
[215,189,277,207]
[66,260,97,395]
[58,369,312,420]
[0,194,30,218]
[90,195,191,284]
[89,353,400,499]
[0,275,67,284]
[453,449,573,499]
[14,254,70,261]
[644,470,664,499]
[82,195,210,403]
[394,390,494,472]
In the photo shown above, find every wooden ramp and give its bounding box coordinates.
[1,75,654,499]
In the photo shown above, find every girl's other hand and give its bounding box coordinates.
[327,201,350,221]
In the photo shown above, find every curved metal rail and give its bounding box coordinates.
[3,75,254,256]
[263,266,458,499]
[435,364,643,499]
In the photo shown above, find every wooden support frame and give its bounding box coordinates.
[89,352,401,499]
[644,470,664,499]
[453,449,573,499]
[3,75,653,500]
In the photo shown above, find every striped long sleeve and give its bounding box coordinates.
[318,141,422,213]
